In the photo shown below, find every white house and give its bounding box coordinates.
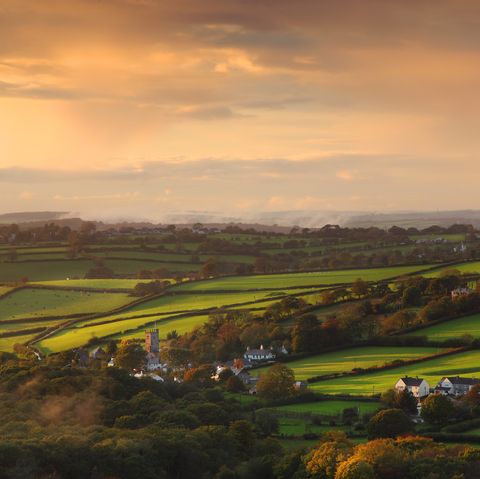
[451,287,473,300]
[395,376,430,398]
[436,376,480,396]
[244,345,275,362]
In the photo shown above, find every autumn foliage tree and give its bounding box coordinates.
[115,341,145,371]
[367,409,413,439]
[256,363,295,400]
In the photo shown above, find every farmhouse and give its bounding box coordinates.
[244,345,275,362]
[90,346,106,360]
[436,376,480,396]
[451,287,473,300]
[395,376,430,398]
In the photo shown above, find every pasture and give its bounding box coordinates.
[109,314,211,342]
[270,400,380,416]
[174,264,434,292]
[407,313,480,340]
[310,349,480,395]
[251,346,442,380]
[74,290,287,328]
[36,310,214,354]
[32,279,159,290]
[0,288,134,321]
[0,258,198,282]
[421,261,480,278]
[277,417,349,436]
[35,313,176,353]
[0,333,40,352]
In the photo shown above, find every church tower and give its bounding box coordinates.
[145,329,159,353]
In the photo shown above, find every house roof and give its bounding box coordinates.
[442,376,480,386]
[245,349,274,356]
[400,377,424,386]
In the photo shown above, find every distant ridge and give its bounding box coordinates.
[0,211,68,224]
[2,209,480,230]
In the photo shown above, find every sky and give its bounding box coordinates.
[1,0,480,220]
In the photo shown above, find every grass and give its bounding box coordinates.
[251,346,442,380]
[0,288,134,321]
[109,314,211,342]
[35,311,215,354]
[35,313,174,354]
[35,289,287,353]
[173,265,435,292]
[32,279,161,290]
[0,333,39,352]
[420,261,480,278]
[74,290,291,327]
[407,313,480,340]
[271,400,380,416]
[0,258,198,282]
[0,286,14,296]
[277,416,350,436]
[311,349,480,395]
[0,318,67,331]
[0,260,97,282]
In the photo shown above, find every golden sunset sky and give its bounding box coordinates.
[1,0,480,219]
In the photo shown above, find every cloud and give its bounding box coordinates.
[52,192,141,201]
[175,105,247,120]
[2,1,480,215]
[336,169,355,181]
[18,190,34,200]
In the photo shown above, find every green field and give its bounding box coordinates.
[109,314,211,342]
[271,400,380,416]
[0,286,14,296]
[407,313,480,340]
[174,265,434,292]
[0,260,97,282]
[74,290,286,328]
[278,416,349,436]
[252,346,442,380]
[35,313,175,353]
[35,288,300,353]
[311,349,480,395]
[0,258,198,282]
[421,261,480,278]
[0,288,134,321]
[0,333,39,352]
[32,279,161,290]
[36,311,213,354]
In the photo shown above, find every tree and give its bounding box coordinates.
[160,347,191,369]
[201,258,218,278]
[367,409,413,439]
[352,279,369,298]
[256,363,295,400]
[305,436,352,479]
[115,341,145,371]
[462,384,480,415]
[421,394,454,424]
[105,339,118,357]
[228,420,256,454]
[402,286,422,307]
[381,388,418,414]
[254,409,279,436]
[225,375,245,393]
[291,314,320,353]
[351,439,407,479]
[335,458,375,479]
